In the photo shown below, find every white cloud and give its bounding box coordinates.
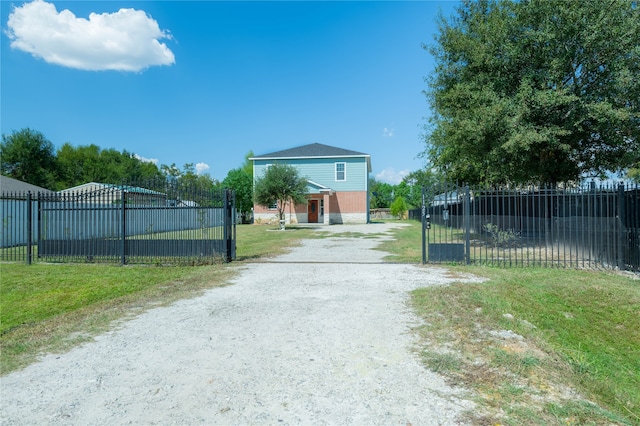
[133,154,158,164]
[383,127,394,137]
[375,168,409,185]
[195,162,210,175]
[6,0,175,72]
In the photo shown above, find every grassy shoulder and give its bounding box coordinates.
[1,223,313,375]
[0,263,232,374]
[410,267,639,425]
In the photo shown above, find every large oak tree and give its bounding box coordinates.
[424,0,640,185]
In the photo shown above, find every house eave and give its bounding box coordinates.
[251,154,372,173]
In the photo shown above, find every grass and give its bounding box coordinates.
[409,266,640,425]
[127,226,224,239]
[374,220,424,263]
[0,223,312,374]
[234,223,318,260]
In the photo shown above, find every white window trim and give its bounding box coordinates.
[335,162,346,181]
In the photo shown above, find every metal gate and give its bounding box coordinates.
[1,183,236,264]
[420,182,639,271]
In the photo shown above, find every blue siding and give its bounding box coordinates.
[254,157,368,193]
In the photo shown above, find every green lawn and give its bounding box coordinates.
[409,265,639,425]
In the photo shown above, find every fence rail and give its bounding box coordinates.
[415,181,639,272]
[1,181,236,264]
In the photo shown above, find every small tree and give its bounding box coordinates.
[222,151,254,222]
[253,163,307,229]
[390,196,408,219]
[223,168,253,220]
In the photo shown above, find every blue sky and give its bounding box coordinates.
[1,0,459,184]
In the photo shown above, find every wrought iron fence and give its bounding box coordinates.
[414,181,639,272]
[1,181,236,265]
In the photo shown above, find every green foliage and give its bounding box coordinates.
[483,223,521,248]
[628,164,640,183]
[1,128,58,189]
[161,163,220,206]
[2,127,225,194]
[56,143,164,188]
[424,0,640,184]
[253,163,308,222]
[401,169,440,208]
[370,169,440,210]
[222,151,254,218]
[389,195,408,219]
[369,179,394,208]
[177,163,219,193]
[223,168,253,215]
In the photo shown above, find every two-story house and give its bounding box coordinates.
[251,143,371,225]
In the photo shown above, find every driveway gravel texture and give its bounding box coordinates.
[1,223,486,425]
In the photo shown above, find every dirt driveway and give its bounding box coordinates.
[1,223,483,425]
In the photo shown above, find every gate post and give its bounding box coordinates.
[464,185,471,264]
[26,192,32,265]
[617,182,626,270]
[421,186,427,265]
[223,189,235,262]
[121,194,126,266]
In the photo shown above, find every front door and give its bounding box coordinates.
[308,200,318,223]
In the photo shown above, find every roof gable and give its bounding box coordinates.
[252,143,368,159]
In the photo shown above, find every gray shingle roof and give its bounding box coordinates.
[252,143,369,159]
[0,175,54,194]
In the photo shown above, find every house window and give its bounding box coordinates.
[320,199,324,215]
[335,162,346,181]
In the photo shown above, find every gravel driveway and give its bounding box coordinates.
[1,223,483,425]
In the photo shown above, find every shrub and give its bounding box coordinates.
[390,196,408,219]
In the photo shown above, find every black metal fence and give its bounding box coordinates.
[1,181,236,264]
[414,181,639,272]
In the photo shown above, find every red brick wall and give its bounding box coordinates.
[332,191,367,213]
